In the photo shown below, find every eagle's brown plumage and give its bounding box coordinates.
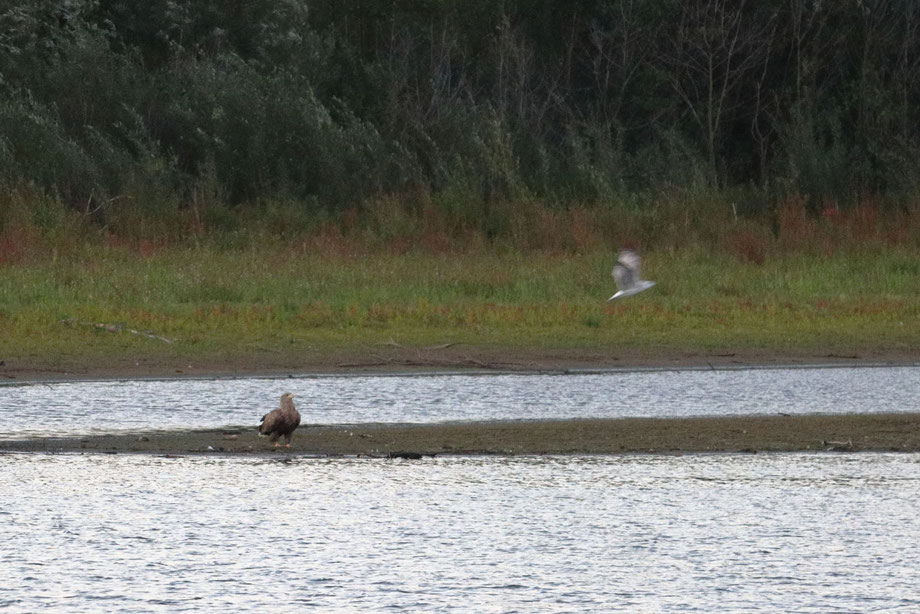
[258,392,300,447]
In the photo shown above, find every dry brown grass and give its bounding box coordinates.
[4,188,920,262]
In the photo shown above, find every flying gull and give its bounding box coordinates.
[608,249,656,301]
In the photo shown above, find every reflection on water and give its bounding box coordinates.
[1,366,919,438]
[1,452,918,612]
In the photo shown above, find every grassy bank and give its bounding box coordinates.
[2,235,918,377]
[6,1,920,379]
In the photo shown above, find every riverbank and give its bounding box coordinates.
[3,344,919,383]
[3,413,919,456]
[3,245,919,383]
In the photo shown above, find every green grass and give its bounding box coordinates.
[2,242,918,370]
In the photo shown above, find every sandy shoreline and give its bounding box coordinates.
[3,345,919,384]
[3,414,919,456]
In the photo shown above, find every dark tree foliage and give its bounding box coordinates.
[2,0,919,219]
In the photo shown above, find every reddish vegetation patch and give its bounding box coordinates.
[3,191,920,262]
[725,225,768,264]
[0,223,34,264]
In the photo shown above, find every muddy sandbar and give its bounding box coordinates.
[3,413,919,457]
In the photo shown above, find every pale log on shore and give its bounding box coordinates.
[60,318,174,344]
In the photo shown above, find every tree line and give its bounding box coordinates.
[2,0,919,230]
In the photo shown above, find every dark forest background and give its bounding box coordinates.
[2,0,920,241]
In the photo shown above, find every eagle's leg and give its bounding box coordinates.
[284,433,292,448]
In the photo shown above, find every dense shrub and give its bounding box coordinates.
[2,0,920,238]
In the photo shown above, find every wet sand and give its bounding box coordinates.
[2,344,919,383]
[3,348,918,457]
[3,413,919,456]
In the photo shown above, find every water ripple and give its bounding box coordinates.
[1,453,918,612]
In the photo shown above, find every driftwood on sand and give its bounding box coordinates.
[60,318,174,344]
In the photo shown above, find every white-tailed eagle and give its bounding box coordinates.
[258,392,301,448]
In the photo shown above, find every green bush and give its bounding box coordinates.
[2,0,920,240]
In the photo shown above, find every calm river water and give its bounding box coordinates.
[2,452,918,612]
[1,365,919,438]
[2,366,919,612]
